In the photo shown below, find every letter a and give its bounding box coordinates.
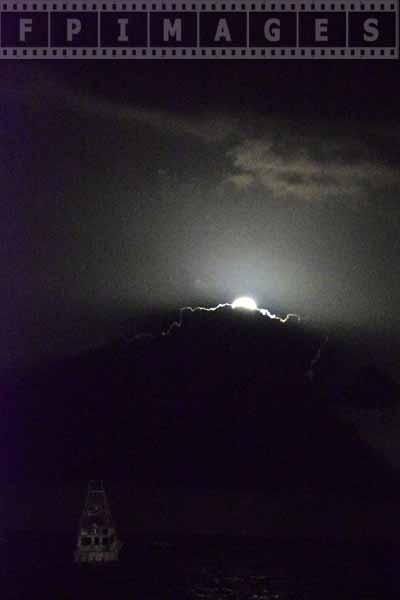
[214,18,231,42]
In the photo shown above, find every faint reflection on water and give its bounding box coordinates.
[188,572,290,600]
[3,535,400,600]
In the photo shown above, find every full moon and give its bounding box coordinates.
[232,296,258,311]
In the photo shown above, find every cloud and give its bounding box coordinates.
[224,172,255,190]
[1,69,241,144]
[223,132,400,207]
[44,81,240,144]
[16,72,400,209]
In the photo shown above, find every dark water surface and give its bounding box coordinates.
[2,534,400,599]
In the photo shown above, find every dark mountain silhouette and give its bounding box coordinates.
[342,365,399,411]
[3,306,399,502]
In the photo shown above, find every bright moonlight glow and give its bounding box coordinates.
[232,296,258,311]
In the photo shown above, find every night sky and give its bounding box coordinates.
[2,57,400,537]
[2,60,400,375]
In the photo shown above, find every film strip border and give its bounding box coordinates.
[0,0,397,59]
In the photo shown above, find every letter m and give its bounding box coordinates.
[163,18,182,41]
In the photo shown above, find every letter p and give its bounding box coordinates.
[67,18,82,42]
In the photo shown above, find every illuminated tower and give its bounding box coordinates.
[74,480,123,564]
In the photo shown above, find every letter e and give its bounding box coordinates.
[315,18,328,42]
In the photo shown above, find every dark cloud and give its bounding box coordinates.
[41,80,400,211]
[224,133,400,208]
